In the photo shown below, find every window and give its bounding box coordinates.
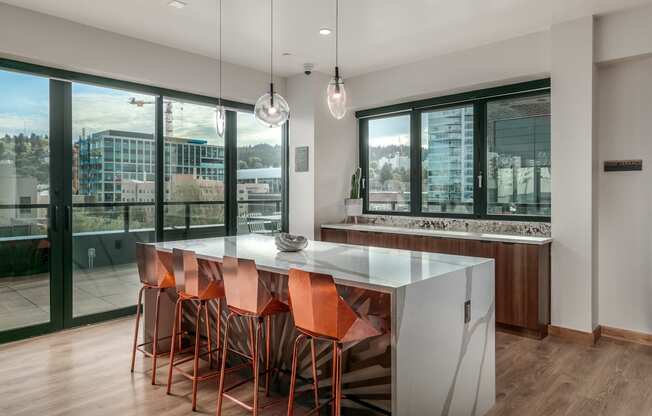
[163,99,225,236]
[236,112,284,235]
[421,105,474,214]
[359,80,550,220]
[486,94,551,217]
[366,114,411,212]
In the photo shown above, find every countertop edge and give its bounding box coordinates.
[321,223,553,245]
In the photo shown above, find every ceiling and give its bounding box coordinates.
[3,0,651,77]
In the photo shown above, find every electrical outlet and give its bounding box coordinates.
[464,300,471,323]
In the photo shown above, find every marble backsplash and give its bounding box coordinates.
[357,215,551,237]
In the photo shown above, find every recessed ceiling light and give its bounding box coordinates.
[319,28,332,36]
[168,0,187,9]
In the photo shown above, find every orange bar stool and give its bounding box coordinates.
[131,243,176,385]
[216,256,290,416]
[166,248,225,411]
[286,269,385,416]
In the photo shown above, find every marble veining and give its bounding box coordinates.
[154,234,492,290]
[358,214,551,237]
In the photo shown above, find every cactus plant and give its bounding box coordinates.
[349,167,362,199]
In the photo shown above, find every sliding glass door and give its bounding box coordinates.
[70,82,156,319]
[0,69,54,335]
[236,111,284,235]
[163,99,226,241]
[0,57,288,343]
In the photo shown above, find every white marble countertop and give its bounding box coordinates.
[154,234,492,291]
[321,223,553,245]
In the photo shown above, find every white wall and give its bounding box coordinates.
[286,72,357,239]
[595,5,652,64]
[346,31,550,110]
[597,56,652,334]
[287,74,317,238]
[549,16,597,333]
[0,2,283,104]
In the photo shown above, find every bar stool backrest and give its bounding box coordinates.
[221,256,272,315]
[136,243,175,288]
[172,248,195,294]
[173,248,225,300]
[287,269,356,340]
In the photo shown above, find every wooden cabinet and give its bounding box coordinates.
[321,227,551,339]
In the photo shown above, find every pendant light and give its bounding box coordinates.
[215,0,226,137]
[327,0,346,119]
[254,0,290,128]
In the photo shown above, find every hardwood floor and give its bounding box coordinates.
[1,318,652,415]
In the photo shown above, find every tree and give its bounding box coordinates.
[379,163,393,185]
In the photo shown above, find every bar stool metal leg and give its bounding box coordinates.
[130,285,146,373]
[216,312,234,416]
[310,338,319,407]
[204,301,213,369]
[166,296,183,394]
[191,301,203,411]
[151,288,163,385]
[252,317,261,416]
[264,316,271,397]
[287,333,306,416]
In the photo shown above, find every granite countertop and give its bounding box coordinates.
[321,223,553,245]
[154,234,492,291]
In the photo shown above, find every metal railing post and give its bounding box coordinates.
[124,205,130,233]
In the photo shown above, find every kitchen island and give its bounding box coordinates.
[148,234,495,415]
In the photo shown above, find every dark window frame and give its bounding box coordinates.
[357,79,551,222]
[0,57,289,344]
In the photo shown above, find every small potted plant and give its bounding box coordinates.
[345,167,363,223]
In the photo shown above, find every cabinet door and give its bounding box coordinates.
[321,228,348,244]
[425,237,461,255]
[460,239,496,259]
[347,230,370,246]
[397,235,425,251]
[495,243,528,328]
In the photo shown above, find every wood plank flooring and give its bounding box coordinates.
[1,317,652,415]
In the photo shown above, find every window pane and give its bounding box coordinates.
[367,115,411,212]
[486,94,551,217]
[72,82,155,317]
[163,99,225,236]
[0,69,51,331]
[236,112,283,235]
[421,105,474,214]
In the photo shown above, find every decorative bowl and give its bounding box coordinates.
[275,233,308,252]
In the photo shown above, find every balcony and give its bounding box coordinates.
[0,199,282,331]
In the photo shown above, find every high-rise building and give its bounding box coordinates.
[423,107,474,207]
[77,130,224,202]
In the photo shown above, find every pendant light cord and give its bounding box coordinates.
[270,0,274,85]
[335,0,339,69]
[218,0,222,106]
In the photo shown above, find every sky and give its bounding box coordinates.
[368,114,410,147]
[0,69,281,146]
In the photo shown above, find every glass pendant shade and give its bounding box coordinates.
[215,105,226,137]
[254,91,290,128]
[327,76,347,119]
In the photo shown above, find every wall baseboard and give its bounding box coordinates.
[601,325,652,346]
[548,324,601,345]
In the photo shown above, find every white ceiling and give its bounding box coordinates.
[3,0,651,78]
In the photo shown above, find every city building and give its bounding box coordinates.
[423,107,474,208]
[77,130,224,202]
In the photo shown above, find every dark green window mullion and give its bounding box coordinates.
[281,121,290,233]
[358,119,370,213]
[155,96,164,242]
[49,79,70,332]
[473,100,487,218]
[224,110,238,236]
[410,111,421,216]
